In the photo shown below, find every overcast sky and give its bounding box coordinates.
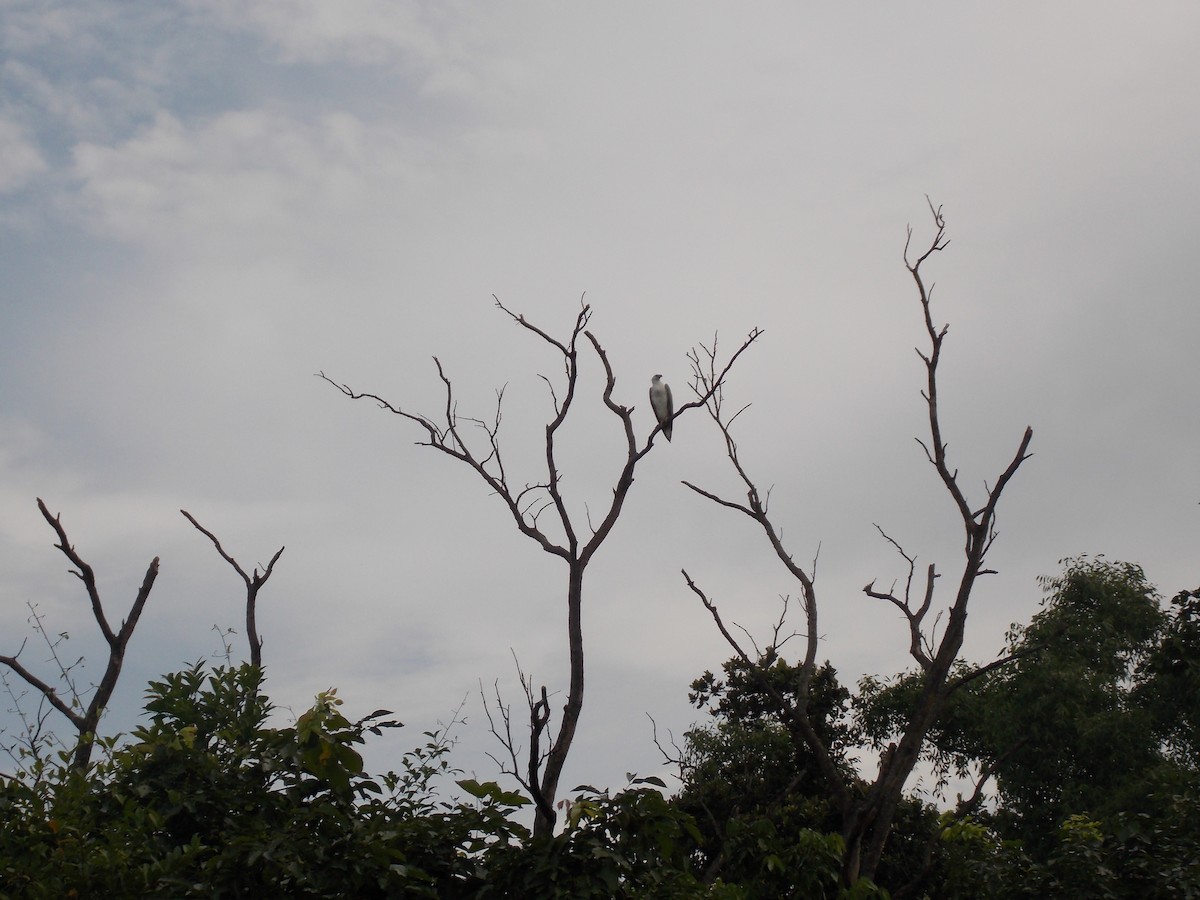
[2,2,1198,800]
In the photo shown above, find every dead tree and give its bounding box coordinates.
[180,510,284,668]
[0,499,159,771]
[682,202,1033,886]
[320,298,760,837]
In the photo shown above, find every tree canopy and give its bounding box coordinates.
[3,558,1199,897]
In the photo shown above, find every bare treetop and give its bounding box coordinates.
[321,297,760,837]
[1,500,159,771]
[678,203,1034,887]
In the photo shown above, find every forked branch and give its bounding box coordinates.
[685,203,1034,886]
[481,662,555,827]
[323,300,761,838]
[180,510,284,668]
[863,527,937,669]
[1,500,159,771]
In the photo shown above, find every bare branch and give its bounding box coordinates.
[36,499,114,646]
[325,302,760,838]
[72,553,158,769]
[647,713,686,774]
[481,679,525,785]
[767,595,805,655]
[316,371,447,445]
[946,634,1057,695]
[480,655,557,828]
[685,203,1034,886]
[319,363,569,560]
[527,684,554,823]
[864,527,937,670]
[494,294,586,360]
[2,501,161,771]
[0,651,84,731]
[732,621,762,659]
[683,570,757,669]
[181,510,284,668]
[681,342,820,681]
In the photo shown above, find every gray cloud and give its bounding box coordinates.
[2,2,1198,798]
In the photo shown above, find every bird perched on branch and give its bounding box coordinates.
[650,374,674,441]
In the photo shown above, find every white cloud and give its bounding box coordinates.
[1,3,178,141]
[70,109,431,246]
[0,116,46,192]
[0,1,96,53]
[185,0,523,108]
[189,0,441,65]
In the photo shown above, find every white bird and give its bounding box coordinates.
[650,374,674,441]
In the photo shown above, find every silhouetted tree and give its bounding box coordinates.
[321,299,760,837]
[0,499,159,771]
[682,202,1033,886]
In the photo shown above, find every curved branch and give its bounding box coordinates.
[682,569,849,809]
[37,499,114,646]
[318,368,570,561]
[0,652,84,730]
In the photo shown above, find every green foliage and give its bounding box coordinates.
[0,663,524,898]
[673,657,903,897]
[678,658,845,857]
[0,663,744,898]
[1097,772,1200,899]
[720,819,845,898]
[690,654,852,748]
[683,656,852,805]
[479,777,728,898]
[1137,585,1200,762]
[857,558,1173,849]
[932,812,1116,899]
[932,802,1200,900]
[972,557,1172,841]
[5,556,1199,897]
[856,557,1200,896]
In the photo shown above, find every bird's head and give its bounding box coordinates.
[651,374,663,383]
